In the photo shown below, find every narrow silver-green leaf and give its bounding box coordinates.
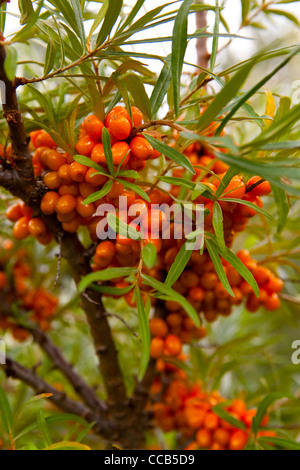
[78,267,138,292]
[206,238,234,296]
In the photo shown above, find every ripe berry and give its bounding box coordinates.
[111,141,130,166]
[83,114,104,140]
[247,176,272,196]
[149,318,168,338]
[75,135,97,157]
[41,192,60,215]
[150,337,164,358]
[55,195,77,215]
[43,171,60,190]
[28,218,47,237]
[109,114,132,141]
[13,216,30,240]
[6,203,23,222]
[130,136,154,160]
[69,162,87,182]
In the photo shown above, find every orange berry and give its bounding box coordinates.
[254,266,271,285]
[36,130,56,148]
[83,114,104,140]
[107,181,124,199]
[180,271,199,288]
[263,292,280,311]
[76,196,95,218]
[189,286,205,302]
[111,141,130,166]
[130,136,154,161]
[79,182,95,199]
[55,195,77,215]
[141,209,167,233]
[213,428,230,446]
[105,106,131,128]
[265,276,283,294]
[150,337,164,358]
[131,106,143,127]
[41,191,60,215]
[149,318,168,338]
[222,177,246,200]
[43,171,60,190]
[229,430,249,450]
[58,184,79,197]
[13,216,30,240]
[85,168,108,186]
[45,150,67,171]
[0,272,8,290]
[247,176,272,196]
[109,114,132,140]
[28,218,47,237]
[91,143,105,165]
[37,231,53,245]
[204,412,219,431]
[57,210,77,223]
[69,162,87,182]
[164,334,182,356]
[58,164,72,184]
[94,240,115,267]
[6,203,23,222]
[62,214,81,233]
[196,429,212,449]
[75,135,97,157]
[200,272,218,290]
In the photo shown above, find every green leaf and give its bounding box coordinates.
[144,135,195,175]
[91,283,134,296]
[135,286,151,380]
[78,267,138,292]
[44,38,57,76]
[107,212,141,240]
[213,403,247,430]
[212,201,226,255]
[271,185,289,233]
[44,441,91,450]
[83,179,113,205]
[159,176,195,191]
[123,74,152,121]
[241,0,250,23]
[18,0,34,25]
[206,239,234,296]
[0,384,13,435]
[117,0,146,33]
[117,170,140,180]
[96,0,123,46]
[142,243,157,269]
[141,274,200,327]
[252,392,293,435]
[165,239,195,287]
[258,436,300,451]
[102,127,115,176]
[220,198,275,221]
[209,237,259,297]
[4,46,18,81]
[266,8,299,26]
[210,0,220,71]
[117,179,151,202]
[171,0,194,116]
[73,155,109,175]
[150,55,172,116]
[12,0,43,44]
[197,57,257,133]
[37,409,52,447]
[87,1,108,41]
[69,0,86,46]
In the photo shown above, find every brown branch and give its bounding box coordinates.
[2,357,113,437]
[26,325,107,416]
[196,10,209,69]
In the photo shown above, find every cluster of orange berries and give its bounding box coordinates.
[0,240,58,340]
[150,375,275,450]
[6,200,53,245]
[28,106,162,236]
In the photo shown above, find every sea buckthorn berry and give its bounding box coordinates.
[13,216,30,240]
[111,141,130,166]
[43,171,60,190]
[36,232,53,245]
[76,196,95,218]
[247,176,272,196]
[204,412,219,430]
[62,214,81,233]
[227,266,242,286]
[107,181,124,199]
[109,114,132,141]
[166,313,183,328]
[94,240,115,267]
[222,177,246,200]
[200,272,218,290]
[69,162,87,182]
[264,292,280,311]
[149,318,168,338]
[35,130,56,148]
[194,182,216,205]
[181,271,199,288]
[105,106,131,128]
[0,272,8,290]
[55,195,77,215]
[189,286,205,302]
[164,334,182,356]
[128,157,147,172]
[131,106,143,127]
[79,182,95,198]
[83,115,104,140]
[254,266,271,285]
[150,337,164,358]
[20,203,33,218]
[91,143,105,164]
[75,135,97,157]
[57,210,77,223]
[41,192,60,215]
[130,136,154,160]
[229,430,249,450]
[213,428,230,446]
[265,276,283,293]
[196,429,212,449]
[85,168,108,186]
[58,184,79,197]
[45,150,67,171]
[28,218,47,237]
[141,209,167,234]
[58,164,72,184]
[6,203,23,222]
